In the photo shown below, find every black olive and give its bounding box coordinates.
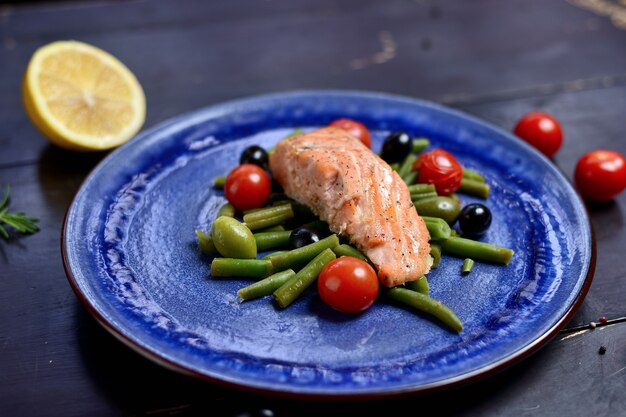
[380,132,412,163]
[270,178,284,193]
[289,227,320,248]
[240,145,269,170]
[458,203,492,237]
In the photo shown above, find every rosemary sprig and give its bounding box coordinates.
[0,185,39,239]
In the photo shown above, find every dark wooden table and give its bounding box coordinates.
[1,1,625,416]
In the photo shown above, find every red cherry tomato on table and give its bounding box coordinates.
[317,257,379,313]
[224,164,271,211]
[412,149,463,195]
[513,111,563,157]
[328,118,372,148]
[574,150,626,202]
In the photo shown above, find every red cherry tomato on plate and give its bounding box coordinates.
[513,111,563,157]
[317,257,379,313]
[412,149,463,195]
[574,150,626,202]
[328,118,372,148]
[224,164,271,211]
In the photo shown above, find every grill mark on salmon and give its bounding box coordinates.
[269,127,431,286]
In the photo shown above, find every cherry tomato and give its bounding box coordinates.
[513,111,563,157]
[412,149,463,195]
[574,150,626,202]
[224,164,271,211]
[328,118,372,148]
[317,257,379,313]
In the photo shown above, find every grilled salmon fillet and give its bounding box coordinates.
[269,126,431,287]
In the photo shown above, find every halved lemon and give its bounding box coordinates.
[23,40,146,151]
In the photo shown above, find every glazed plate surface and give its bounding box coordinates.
[63,91,594,397]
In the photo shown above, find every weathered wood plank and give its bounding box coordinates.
[459,85,626,329]
[2,0,626,165]
[1,266,624,417]
[2,1,626,416]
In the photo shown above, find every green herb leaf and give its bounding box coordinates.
[0,185,9,211]
[0,185,39,239]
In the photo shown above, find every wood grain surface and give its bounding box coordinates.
[1,1,625,416]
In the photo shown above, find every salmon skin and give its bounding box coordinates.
[269,126,431,287]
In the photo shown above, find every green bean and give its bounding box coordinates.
[250,199,294,213]
[243,206,265,215]
[213,176,226,189]
[390,162,399,172]
[237,269,296,300]
[243,203,292,223]
[332,244,369,263]
[402,170,418,185]
[440,236,514,265]
[216,203,235,218]
[243,204,294,231]
[421,216,452,240]
[268,199,314,220]
[261,250,287,260]
[196,229,218,254]
[255,224,286,233]
[462,168,486,183]
[409,184,438,202]
[267,234,340,271]
[411,191,439,202]
[274,248,336,308]
[211,216,257,258]
[408,183,437,194]
[412,138,431,154]
[405,276,429,295]
[413,196,461,225]
[430,242,441,268]
[385,287,463,333]
[397,153,417,178]
[269,199,291,207]
[211,258,273,278]
[285,128,304,138]
[462,258,475,274]
[458,178,490,199]
[253,230,292,251]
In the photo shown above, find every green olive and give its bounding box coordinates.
[195,229,218,254]
[414,196,461,225]
[211,216,257,259]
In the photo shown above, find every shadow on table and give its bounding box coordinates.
[585,199,624,240]
[33,144,109,228]
[74,301,548,417]
[36,144,108,202]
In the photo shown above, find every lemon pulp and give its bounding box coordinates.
[23,40,146,151]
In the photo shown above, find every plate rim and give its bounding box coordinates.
[62,89,596,399]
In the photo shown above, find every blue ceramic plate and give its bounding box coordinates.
[63,90,594,397]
